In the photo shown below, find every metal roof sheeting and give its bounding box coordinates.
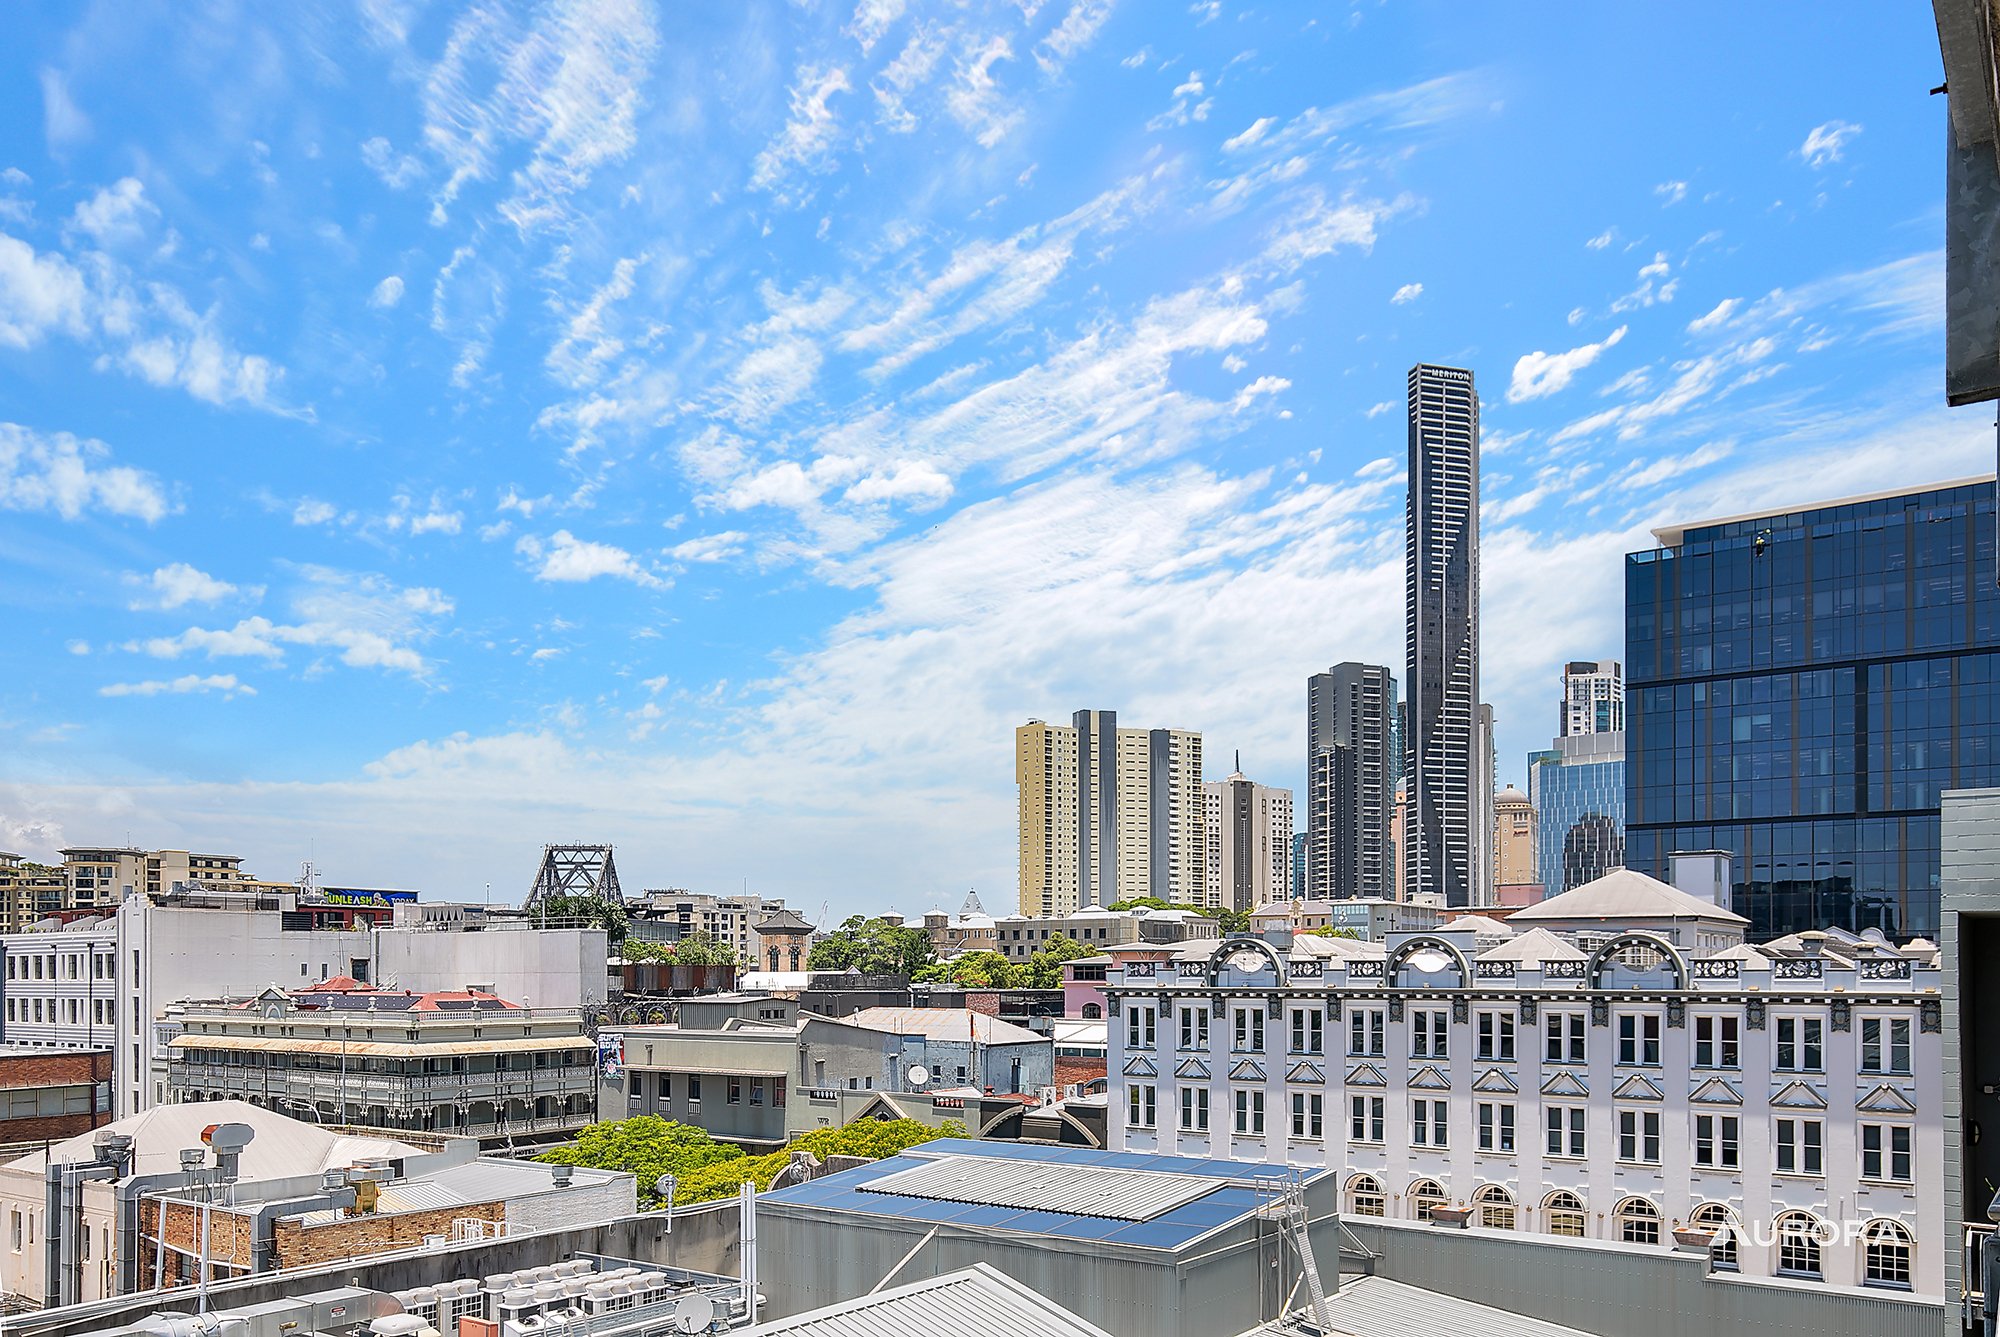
[859,1154,1216,1222]
[1309,1275,1604,1337]
[738,1263,1114,1337]
[168,1033,591,1058]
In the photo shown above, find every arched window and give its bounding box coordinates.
[1616,1196,1661,1246]
[1775,1211,1824,1279]
[1472,1184,1515,1231]
[1690,1203,1736,1270]
[1408,1178,1447,1222]
[1348,1174,1385,1219]
[1081,1003,1102,1019]
[1542,1190,1586,1238]
[1862,1220,1913,1289]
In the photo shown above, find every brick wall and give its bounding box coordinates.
[962,992,1002,1018]
[139,1198,259,1288]
[1055,1055,1105,1090]
[0,1111,107,1144]
[0,1051,113,1089]
[273,1200,506,1267]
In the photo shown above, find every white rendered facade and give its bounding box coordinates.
[1106,934,1942,1298]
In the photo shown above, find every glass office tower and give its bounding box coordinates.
[1625,479,2000,938]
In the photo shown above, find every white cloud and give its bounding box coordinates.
[947,35,1023,148]
[0,234,88,349]
[293,498,337,526]
[0,422,171,522]
[408,510,463,536]
[39,69,90,153]
[369,276,405,309]
[518,530,663,587]
[67,178,158,248]
[1686,298,1740,334]
[1610,251,1678,312]
[133,567,451,677]
[1120,46,1152,69]
[1223,117,1274,151]
[1800,120,1861,169]
[843,461,954,507]
[1654,179,1687,206]
[1036,0,1115,75]
[1364,401,1393,419]
[845,0,907,54]
[132,563,247,610]
[1230,375,1291,413]
[1390,282,1423,305]
[750,65,853,199]
[100,674,254,698]
[360,136,423,189]
[1507,325,1628,403]
[1585,228,1614,250]
[666,531,748,563]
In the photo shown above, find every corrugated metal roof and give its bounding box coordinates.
[0,1099,419,1179]
[168,1033,591,1057]
[1309,1275,1604,1337]
[858,1153,1217,1222]
[844,1007,1045,1046]
[738,1263,1113,1337]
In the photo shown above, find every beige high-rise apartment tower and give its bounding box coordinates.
[1494,784,1536,889]
[1202,763,1295,913]
[1015,711,1205,916]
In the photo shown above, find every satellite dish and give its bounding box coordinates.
[673,1293,715,1333]
[907,1065,930,1087]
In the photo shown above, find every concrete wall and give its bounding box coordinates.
[1346,1217,1944,1337]
[1942,786,2000,1329]
[373,925,608,1010]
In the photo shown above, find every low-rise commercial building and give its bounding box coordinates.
[159,980,596,1145]
[0,1048,112,1150]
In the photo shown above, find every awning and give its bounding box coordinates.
[167,1034,592,1058]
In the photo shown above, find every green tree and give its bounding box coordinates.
[912,950,1020,988]
[807,915,935,976]
[1019,934,1095,989]
[664,929,748,967]
[536,892,631,942]
[1106,897,1172,912]
[535,1116,744,1208]
[1301,926,1361,940]
[671,1118,967,1206]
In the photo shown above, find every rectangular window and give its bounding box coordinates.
[749,1078,765,1105]
[1179,1006,1209,1050]
[1233,1089,1265,1135]
[658,1074,671,1100]
[1180,1086,1210,1131]
[1617,1013,1662,1065]
[1290,1092,1324,1139]
[1290,1008,1323,1055]
[687,1075,702,1103]
[1126,1005,1156,1049]
[1860,1018,1912,1075]
[1233,1007,1266,1053]
[1476,1101,1516,1152]
[1693,1114,1740,1168]
[1776,1117,1824,1175]
[1545,1105,1585,1157]
[1476,1011,1516,1061]
[1693,1014,1740,1068]
[1775,1017,1824,1072]
[1412,1098,1448,1148]
[1544,1013,1585,1063]
[1350,1009,1385,1057]
[1618,1109,1662,1163]
[727,1077,742,1105]
[1411,1009,1448,1059]
[1860,1123,1913,1182]
[1128,1084,1157,1129]
[1350,1095,1384,1143]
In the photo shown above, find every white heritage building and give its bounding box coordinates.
[1105,868,1944,1297]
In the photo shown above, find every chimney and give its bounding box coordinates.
[1669,851,1732,912]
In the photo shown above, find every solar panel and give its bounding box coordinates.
[856,1154,1220,1223]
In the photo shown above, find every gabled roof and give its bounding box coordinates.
[2,1100,419,1180]
[1443,914,1516,936]
[845,1006,1044,1046]
[1506,868,1749,926]
[1477,927,1588,965]
[738,1262,1114,1337]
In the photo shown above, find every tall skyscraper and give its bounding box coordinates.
[1202,763,1294,912]
[1560,659,1625,736]
[1015,711,1205,916]
[1403,363,1486,908]
[1530,731,1626,895]
[1626,478,2000,938]
[1305,663,1397,899]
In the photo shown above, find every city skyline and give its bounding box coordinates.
[0,6,1976,915]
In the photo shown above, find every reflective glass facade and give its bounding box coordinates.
[1625,480,2000,938]
[1530,738,1626,896]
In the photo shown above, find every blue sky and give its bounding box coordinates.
[0,1,1970,917]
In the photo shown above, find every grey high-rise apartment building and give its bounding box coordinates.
[1403,363,1488,908]
[1560,659,1625,736]
[1305,663,1398,899]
